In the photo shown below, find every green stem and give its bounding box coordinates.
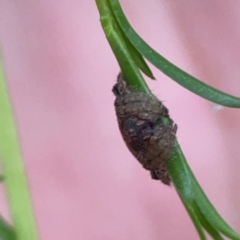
[194,203,224,240]
[185,206,207,240]
[0,62,39,240]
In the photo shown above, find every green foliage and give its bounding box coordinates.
[0,216,16,240]
[95,0,240,239]
[109,0,240,108]
[0,63,39,240]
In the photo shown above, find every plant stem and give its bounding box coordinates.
[96,0,151,93]
[0,62,39,240]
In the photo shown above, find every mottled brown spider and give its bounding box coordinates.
[113,72,177,185]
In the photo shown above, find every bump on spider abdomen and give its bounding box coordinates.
[113,72,177,185]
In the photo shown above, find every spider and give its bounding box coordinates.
[113,72,177,185]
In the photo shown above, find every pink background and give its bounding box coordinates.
[0,0,240,239]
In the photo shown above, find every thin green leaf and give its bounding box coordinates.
[168,145,240,240]
[185,206,207,240]
[195,187,240,240]
[123,34,155,80]
[109,0,240,108]
[0,61,39,240]
[0,216,16,240]
[106,0,155,79]
[194,203,224,240]
[96,0,151,93]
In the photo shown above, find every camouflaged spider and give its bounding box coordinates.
[113,72,177,185]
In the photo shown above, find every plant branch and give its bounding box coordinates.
[0,61,39,240]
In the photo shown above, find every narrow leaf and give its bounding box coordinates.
[0,216,16,240]
[185,206,207,240]
[0,61,39,240]
[96,0,151,93]
[123,33,155,80]
[194,203,224,240]
[195,188,240,240]
[106,0,155,79]
[168,146,240,240]
[109,0,240,108]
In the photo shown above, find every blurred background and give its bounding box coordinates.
[0,0,240,239]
